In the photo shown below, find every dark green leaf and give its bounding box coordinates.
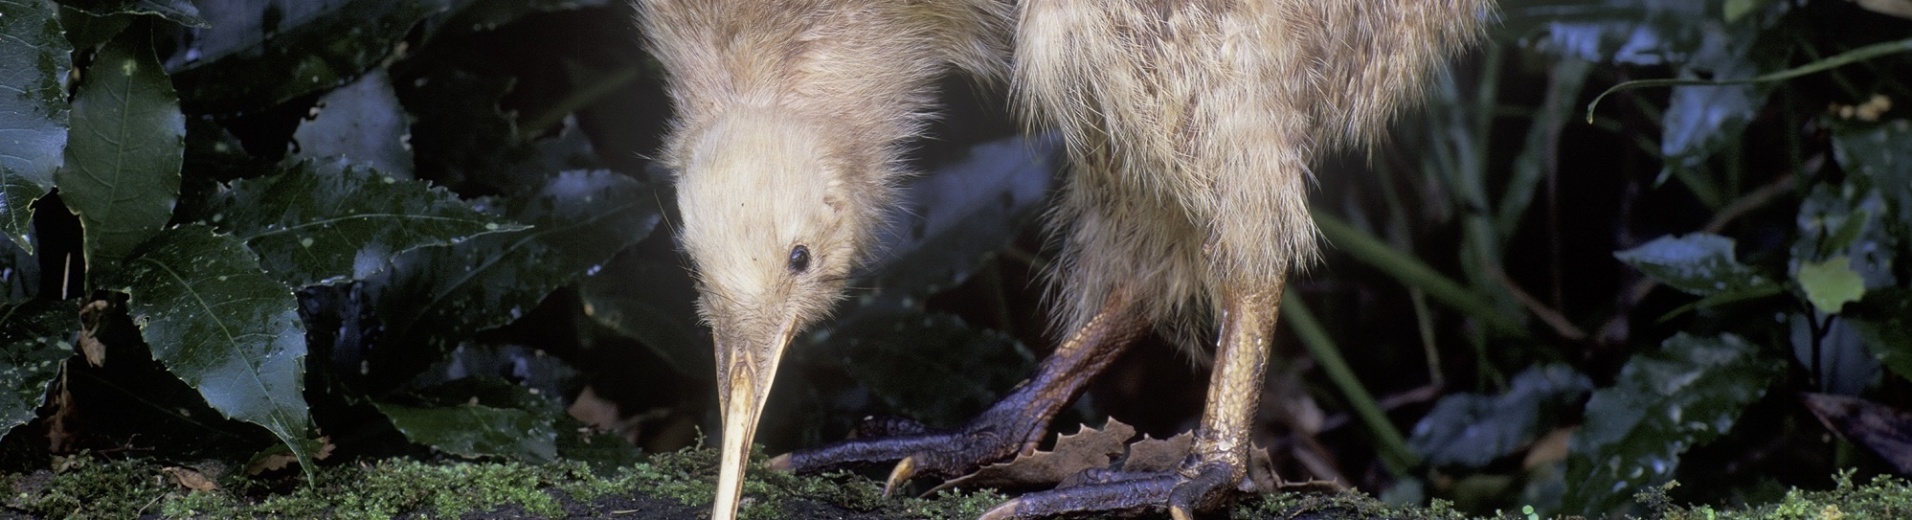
[168,0,448,113]
[374,402,556,462]
[57,5,132,49]
[56,0,207,28]
[2,229,39,301]
[1614,233,1769,296]
[291,69,414,178]
[1657,22,1769,193]
[0,0,71,253]
[1790,180,1899,291]
[0,299,75,439]
[1833,122,1912,225]
[576,239,710,377]
[423,0,610,42]
[861,137,1052,301]
[1408,364,1592,469]
[1564,333,1783,516]
[56,25,183,272]
[370,170,660,351]
[800,313,1036,427]
[207,158,525,287]
[1848,289,1912,383]
[116,225,314,480]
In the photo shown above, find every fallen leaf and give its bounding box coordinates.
[1117,433,1190,473]
[928,418,1136,494]
[1855,0,1912,20]
[77,301,109,367]
[162,466,217,492]
[1801,393,1912,474]
[45,363,76,453]
[1523,426,1577,470]
[245,435,335,475]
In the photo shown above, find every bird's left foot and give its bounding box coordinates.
[979,456,1247,520]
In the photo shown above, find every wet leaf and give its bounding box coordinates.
[1409,364,1593,469]
[1833,122,1912,223]
[0,0,71,253]
[1801,393,1912,474]
[932,419,1135,493]
[1797,256,1866,314]
[855,137,1056,318]
[807,313,1035,427]
[291,69,415,178]
[116,225,315,481]
[245,435,335,475]
[57,5,132,50]
[1564,333,1783,516]
[576,238,710,377]
[57,25,183,272]
[57,0,207,27]
[1847,289,1912,383]
[1790,182,1898,293]
[423,0,611,42]
[1614,233,1769,296]
[1658,22,1769,191]
[369,170,660,354]
[207,157,525,287]
[374,401,557,462]
[0,299,76,439]
[168,0,448,114]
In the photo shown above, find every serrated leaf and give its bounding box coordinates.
[1409,364,1593,469]
[117,225,314,481]
[1798,256,1866,314]
[208,158,524,287]
[1,299,76,439]
[932,419,1135,493]
[169,0,448,114]
[1614,233,1769,296]
[374,402,557,462]
[56,25,183,272]
[291,69,414,178]
[369,170,660,354]
[1564,333,1782,516]
[0,0,71,253]
[56,0,207,27]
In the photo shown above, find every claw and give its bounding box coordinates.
[977,498,1024,520]
[764,453,792,472]
[883,455,918,498]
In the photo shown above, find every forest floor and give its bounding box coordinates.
[2,445,1908,519]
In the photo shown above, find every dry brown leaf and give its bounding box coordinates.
[245,436,336,476]
[1802,393,1912,474]
[1523,426,1576,470]
[1117,433,1190,473]
[78,301,109,367]
[45,363,77,454]
[927,418,1137,494]
[162,466,218,492]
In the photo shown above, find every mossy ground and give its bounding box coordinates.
[2,449,1907,519]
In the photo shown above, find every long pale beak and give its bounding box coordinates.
[711,326,793,520]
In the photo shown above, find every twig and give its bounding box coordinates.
[1483,260,1587,341]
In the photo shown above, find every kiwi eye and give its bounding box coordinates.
[787,245,811,273]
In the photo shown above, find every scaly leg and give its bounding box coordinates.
[770,291,1149,493]
[980,280,1283,520]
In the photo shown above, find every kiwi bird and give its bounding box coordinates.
[634,0,1489,519]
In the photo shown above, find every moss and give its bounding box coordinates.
[5,455,172,520]
[12,448,1912,519]
[1653,471,1912,520]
